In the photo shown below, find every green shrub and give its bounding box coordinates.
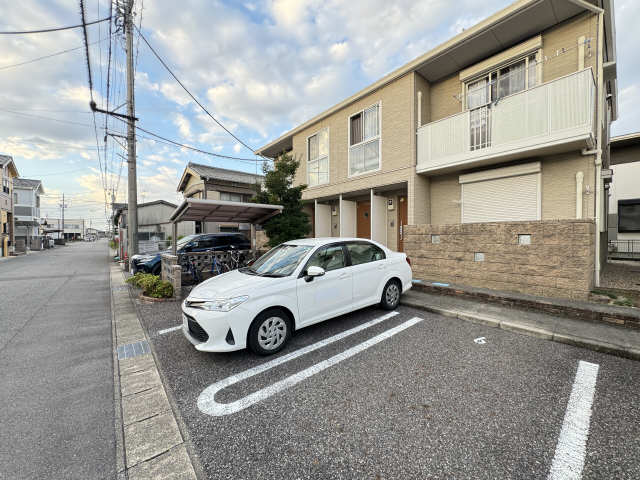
[152,280,174,298]
[126,272,173,298]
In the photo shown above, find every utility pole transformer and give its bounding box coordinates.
[125,0,138,259]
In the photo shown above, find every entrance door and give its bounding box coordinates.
[356,201,371,239]
[397,196,407,252]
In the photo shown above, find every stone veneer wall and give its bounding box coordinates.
[404,220,595,300]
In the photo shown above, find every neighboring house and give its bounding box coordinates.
[13,178,45,251]
[63,219,86,240]
[177,162,263,234]
[607,132,640,258]
[256,0,617,300]
[0,155,19,257]
[113,200,194,256]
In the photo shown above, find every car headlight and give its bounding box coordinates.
[186,296,249,312]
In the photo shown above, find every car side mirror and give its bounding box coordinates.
[305,265,325,282]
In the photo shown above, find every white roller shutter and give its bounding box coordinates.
[460,163,540,223]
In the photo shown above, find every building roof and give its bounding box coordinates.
[177,162,264,192]
[0,154,19,176]
[611,132,640,149]
[256,0,617,157]
[14,178,44,193]
[138,199,177,209]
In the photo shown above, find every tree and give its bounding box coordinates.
[252,152,311,246]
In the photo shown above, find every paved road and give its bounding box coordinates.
[0,241,116,479]
[138,299,640,479]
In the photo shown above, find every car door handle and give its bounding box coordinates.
[377,264,385,270]
[339,273,349,280]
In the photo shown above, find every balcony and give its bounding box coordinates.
[417,69,596,174]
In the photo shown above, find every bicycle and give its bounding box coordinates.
[210,252,229,276]
[185,256,202,284]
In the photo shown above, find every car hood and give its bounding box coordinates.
[188,269,283,299]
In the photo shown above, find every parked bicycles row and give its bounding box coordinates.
[182,247,258,284]
[130,233,252,278]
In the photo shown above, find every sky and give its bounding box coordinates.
[1,0,638,229]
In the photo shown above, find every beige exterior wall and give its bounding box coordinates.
[540,153,595,220]
[429,174,461,225]
[291,73,414,200]
[541,13,596,83]
[414,72,430,128]
[429,73,461,122]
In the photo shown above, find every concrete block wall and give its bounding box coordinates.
[404,219,595,300]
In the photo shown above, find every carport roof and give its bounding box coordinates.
[169,198,283,224]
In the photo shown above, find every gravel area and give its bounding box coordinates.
[600,260,640,291]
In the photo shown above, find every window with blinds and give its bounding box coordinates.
[349,103,380,176]
[459,163,540,223]
[307,129,329,186]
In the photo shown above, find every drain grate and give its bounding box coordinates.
[111,285,130,291]
[117,340,150,360]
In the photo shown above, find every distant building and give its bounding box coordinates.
[0,155,19,256]
[177,162,263,234]
[63,218,86,240]
[608,133,640,258]
[113,200,194,257]
[13,178,44,251]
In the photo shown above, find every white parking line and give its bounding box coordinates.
[548,360,600,480]
[197,311,410,416]
[158,325,182,335]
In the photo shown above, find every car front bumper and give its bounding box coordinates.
[181,305,252,353]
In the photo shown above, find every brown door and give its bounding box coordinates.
[397,196,408,252]
[356,201,371,239]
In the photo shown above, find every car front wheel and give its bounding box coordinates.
[247,309,291,355]
[380,279,401,310]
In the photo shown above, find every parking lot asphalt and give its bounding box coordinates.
[136,298,640,480]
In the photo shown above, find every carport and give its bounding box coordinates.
[168,198,283,255]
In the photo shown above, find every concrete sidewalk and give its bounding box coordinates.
[401,289,640,360]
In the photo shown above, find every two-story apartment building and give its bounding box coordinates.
[0,155,19,257]
[177,162,264,234]
[13,178,45,251]
[256,0,617,300]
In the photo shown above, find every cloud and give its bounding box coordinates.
[173,113,193,140]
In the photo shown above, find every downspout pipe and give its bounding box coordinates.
[570,0,605,288]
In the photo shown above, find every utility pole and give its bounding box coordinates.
[125,0,138,259]
[59,193,68,242]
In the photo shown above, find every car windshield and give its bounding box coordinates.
[243,244,313,277]
[177,235,198,248]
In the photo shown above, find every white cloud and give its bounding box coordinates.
[173,113,193,140]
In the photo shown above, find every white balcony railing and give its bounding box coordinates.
[417,68,596,173]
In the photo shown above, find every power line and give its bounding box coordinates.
[0,16,111,35]
[135,125,270,162]
[0,35,114,71]
[135,26,267,161]
[0,108,100,127]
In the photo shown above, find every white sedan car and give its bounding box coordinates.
[181,237,412,355]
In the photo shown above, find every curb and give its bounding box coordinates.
[109,259,199,479]
[401,298,640,361]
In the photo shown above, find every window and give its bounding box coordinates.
[346,242,385,265]
[306,244,346,272]
[349,103,380,176]
[465,53,539,151]
[619,199,640,233]
[307,129,329,186]
[220,192,244,202]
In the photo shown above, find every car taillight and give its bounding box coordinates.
[405,257,411,266]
